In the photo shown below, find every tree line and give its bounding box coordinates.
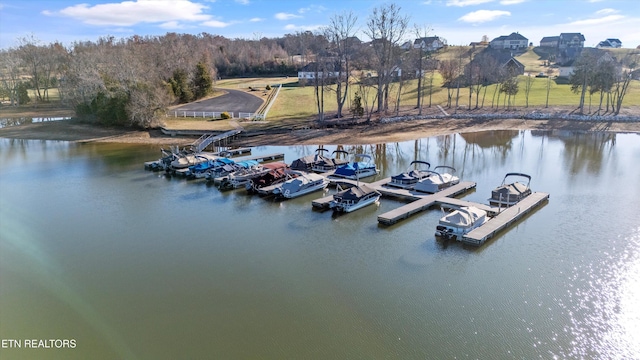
[1,3,638,128]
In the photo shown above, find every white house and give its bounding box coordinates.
[297,62,343,81]
[413,36,446,52]
[490,32,528,50]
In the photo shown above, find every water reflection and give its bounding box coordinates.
[0,116,71,128]
[1,131,639,359]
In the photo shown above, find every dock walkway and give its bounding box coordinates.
[376,181,477,225]
[462,192,549,245]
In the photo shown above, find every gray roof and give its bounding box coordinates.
[492,32,528,42]
[540,36,559,42]
[559,33,585,41]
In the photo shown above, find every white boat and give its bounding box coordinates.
[275,172,329,199]
[435,206,488,241]
[387,160,431,189]
[169,151,218,173]
[414,166,460,193]
[332,153,379,180]
[330,184,381,213]
[489,173,532,207]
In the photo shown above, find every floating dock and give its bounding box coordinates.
[461,192,549,245]
[312,178,477,214]
[376,181,477,225]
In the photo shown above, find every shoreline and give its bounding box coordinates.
[1,116,640,146]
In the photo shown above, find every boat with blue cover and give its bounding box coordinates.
[332,153,379,180]
[205,159,259,182]
[274,172,329,199]
[388,160,431,189]
[187,157,235,179]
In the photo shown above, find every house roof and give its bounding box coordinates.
[559,33,585,41]
[606,38,622,44]
[414,36,440,46]
[540,36,559,43]
[505,32,528,41]
[491,32,528,42]
[299,61,344,72]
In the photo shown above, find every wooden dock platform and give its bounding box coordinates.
[462,192,549,245]
[312,194,335,209]
[376,181,477,225]
[234,152,285,163]
[214,148,252,156]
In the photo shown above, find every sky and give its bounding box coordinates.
[1,0,639,50]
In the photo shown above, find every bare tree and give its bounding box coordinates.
[0,48,23,105]
[610,54,637,115]
[439,58,460,108]
[522,74,533,108]
[412,25,432,115]
[364,3,409,114]
[325,11,358,119]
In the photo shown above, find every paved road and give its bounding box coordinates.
[173,88,264,114]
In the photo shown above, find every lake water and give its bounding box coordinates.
[1,130,639,359]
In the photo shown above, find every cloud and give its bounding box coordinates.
[595,8,618,15]
[500,0,525,4]
[298,5,326,14]
[249,17,263,22]
[275,12,301,20]
[159,21,184,29]
[568,14,624,26]
[447,0,494,7]
[202,19,232,28]
[235,0,250,4]
[44,0,211,26]
[284,24,324,32]
[458,10,510,23]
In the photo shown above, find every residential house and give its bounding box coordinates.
[558,33,585,49]
[297,62,344,81]
[469,41,489,48]
[470,48,526,77]
[490,32,528,50]
[540,36,559,48]
[413,36,446,52]
[597,38,622,48]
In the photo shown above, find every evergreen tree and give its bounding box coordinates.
[192,62,213,99]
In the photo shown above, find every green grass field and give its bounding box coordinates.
[250,74,639,122]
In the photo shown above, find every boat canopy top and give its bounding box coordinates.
[501,172,531,186]
[410,160,431,168]
[441,206,486,227]
[263,162,288,170]
[391,170,424,181]
[493,182,529,196]
[217,158,235,165]
[335,184,377,201]
[236,160,259,168]
[433,165,456,174]
[290,155,318,170]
